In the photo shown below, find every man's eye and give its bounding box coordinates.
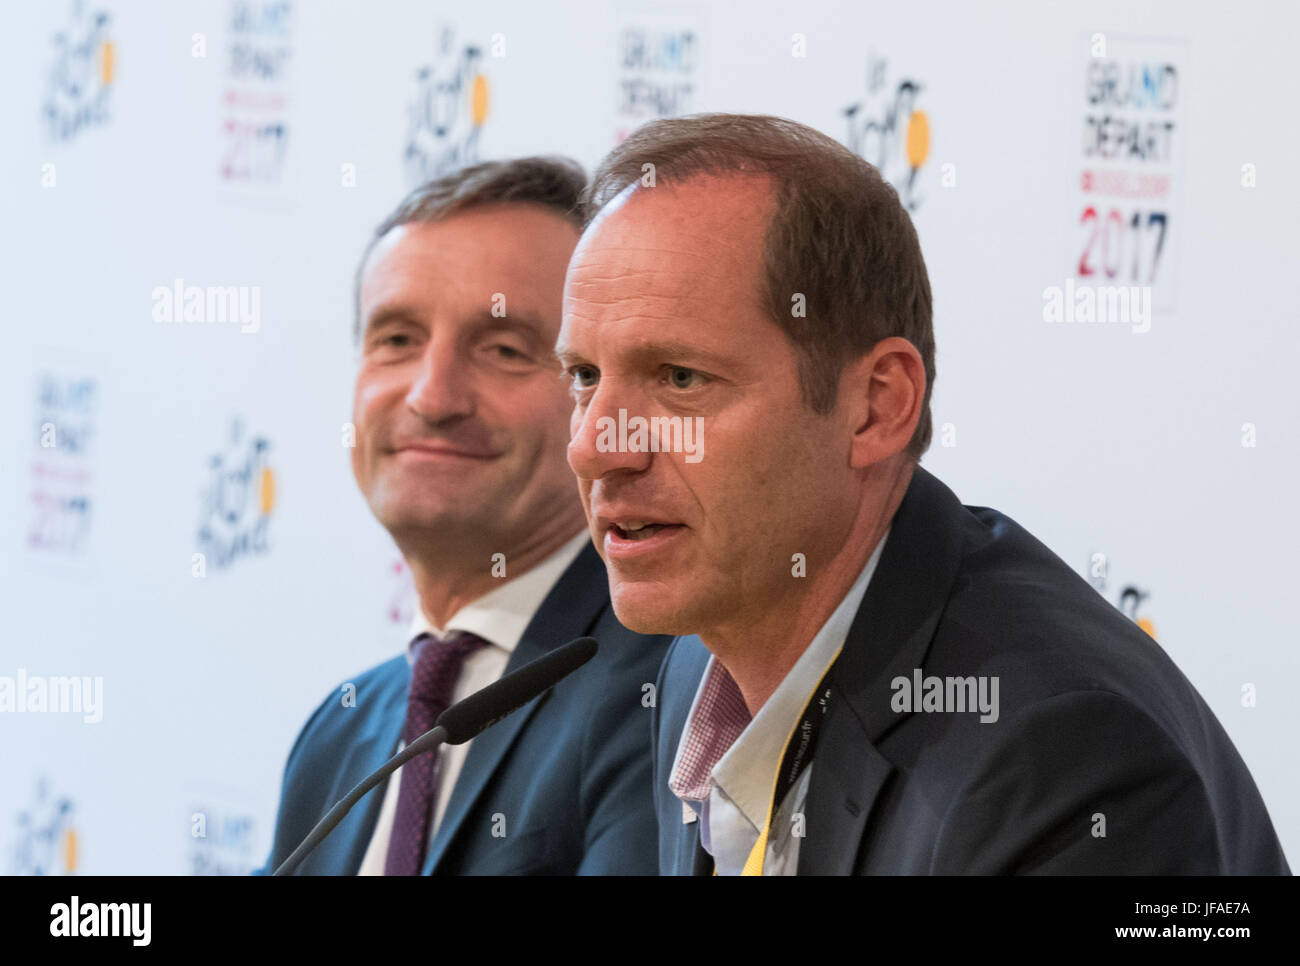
[569,365,599,390]
[666,366,704,389]
[492,344,527,361]
[368,332,413,352]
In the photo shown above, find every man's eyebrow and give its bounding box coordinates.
[361,303,419,337]
[554,341,584,366]
[625,341,734,367]
[553,339,736,369]
[472,310,550,341]
[361,305,552,341]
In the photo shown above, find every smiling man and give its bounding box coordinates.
[559,114,1289,875]
[259,158,671,875]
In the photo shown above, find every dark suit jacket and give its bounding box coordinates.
[259,544,671,875]
[652,467,1291,875]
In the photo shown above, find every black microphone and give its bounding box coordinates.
[272,636,598,876]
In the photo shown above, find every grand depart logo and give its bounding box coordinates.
[219,0,294,185]
[28,370,97,555]
[615,20,697,143]
[49,896,150,946]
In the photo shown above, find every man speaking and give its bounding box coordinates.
[259,158,670,875]
[559,114,1290,874]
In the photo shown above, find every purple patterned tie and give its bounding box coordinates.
[384,630,488,875]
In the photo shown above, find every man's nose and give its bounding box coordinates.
[406,340,474,425]
[567,381,654,480]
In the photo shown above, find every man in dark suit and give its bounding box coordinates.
[559,114,1290,875]
[258,158,670,875]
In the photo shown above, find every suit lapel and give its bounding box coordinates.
[796,706,894,874]
[305,664,409,875]
[421,543,608,874]
[658,636,716,876]
[798,467,986,874]
[670,819,714,876]
[689,825,713,875]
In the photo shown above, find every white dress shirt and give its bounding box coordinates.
[668,527,891,875]
[357,530,590,875]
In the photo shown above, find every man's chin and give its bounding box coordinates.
[608,582,699,637]
[371,500,484,540]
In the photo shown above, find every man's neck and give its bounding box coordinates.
[399,522,586,631]
[702,465,912,716]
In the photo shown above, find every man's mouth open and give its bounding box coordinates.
[603,520,686,558]
[610,521,675,541]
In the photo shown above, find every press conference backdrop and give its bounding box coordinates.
[2,0,1295,874]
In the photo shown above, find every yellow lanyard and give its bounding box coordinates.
[733,644,843,877]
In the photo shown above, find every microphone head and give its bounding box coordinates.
[437,636,598,745]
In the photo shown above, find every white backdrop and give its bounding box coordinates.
[2,0,1295,874]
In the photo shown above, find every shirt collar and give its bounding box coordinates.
[405,530,590,664]
[668,525,891,824]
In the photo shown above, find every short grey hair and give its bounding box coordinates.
[353,156,587,343]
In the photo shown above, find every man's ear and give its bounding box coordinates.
[846,337,926,469]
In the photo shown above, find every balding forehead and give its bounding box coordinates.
[578,170,777,257]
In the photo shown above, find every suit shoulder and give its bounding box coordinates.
[907,505,1261,817]
[932,505,1199,719]
[326,653,408,706]
[293,653,409,748]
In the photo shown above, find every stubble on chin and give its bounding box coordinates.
[609,581,691,638]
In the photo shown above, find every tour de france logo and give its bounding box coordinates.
[403,25,490,185]
[43,0,116,144]
[195,418,276,573]
[10,777,78,876]
[842,52,931,212]
[1089,552,1158,642]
